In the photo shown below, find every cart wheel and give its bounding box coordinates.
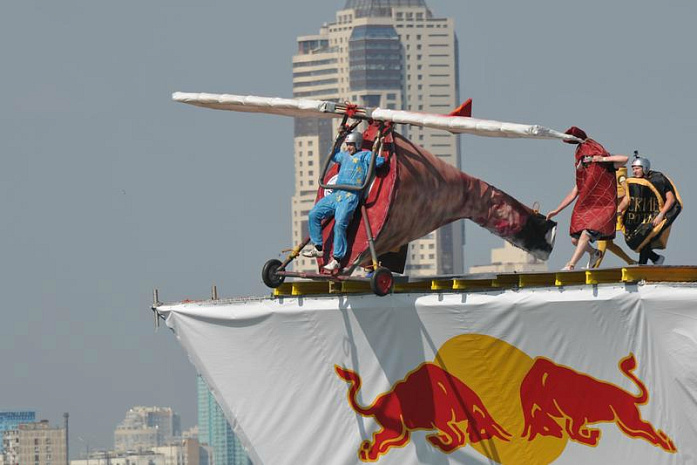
[370,267,394,296]
[262,259,285,288]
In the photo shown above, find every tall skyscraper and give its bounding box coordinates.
[196,377,249,465]
[0,412,36,453]
[291,0,463,275]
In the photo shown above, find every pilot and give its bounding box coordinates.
[302,131,386,271]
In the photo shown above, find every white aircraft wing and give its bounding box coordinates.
[172,92,579,142]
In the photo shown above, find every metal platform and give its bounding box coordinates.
[270,266,697,297]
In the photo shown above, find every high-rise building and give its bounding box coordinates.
[2,420,67,465]
[0,412,36,453]
[291,0,463,275]
[196,377,249,465]
[114,407,181,453]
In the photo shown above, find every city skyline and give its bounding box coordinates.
[3,0,697,458]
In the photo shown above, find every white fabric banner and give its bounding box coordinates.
[156,283,697,465]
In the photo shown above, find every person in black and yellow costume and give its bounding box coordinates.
[618,153,682,265]
[592,166,638,267]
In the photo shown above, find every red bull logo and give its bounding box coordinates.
[336,334,677,463]
[335,363,511,462]
[520,354,676,452]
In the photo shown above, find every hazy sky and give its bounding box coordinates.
[2,0,696,456]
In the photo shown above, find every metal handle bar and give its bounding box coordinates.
[317,123,388,193]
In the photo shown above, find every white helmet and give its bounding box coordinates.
[345,131,363,148]
[631,154,651,176]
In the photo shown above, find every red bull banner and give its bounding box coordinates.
[155,284,697,464]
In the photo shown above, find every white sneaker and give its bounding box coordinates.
[587,249,603,269]
[652,254,665,265]
[302,245,323,258]
[323,258,340,271]
[561,264,575,271]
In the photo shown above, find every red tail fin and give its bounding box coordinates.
[448,99,472,117]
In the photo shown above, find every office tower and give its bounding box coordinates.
[114,407,181,452]
[2,421,67,465]
[196,377,249,465]
[0,412,36,453]
[291,0,463,275]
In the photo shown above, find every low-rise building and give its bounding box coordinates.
[2,421,66,465]
[114,408,181,453]
[468,241,548,274]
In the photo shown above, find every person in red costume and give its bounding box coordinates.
[547,127,629,270]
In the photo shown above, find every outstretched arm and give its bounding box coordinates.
[590,154,629,168]
[547,185,578,220]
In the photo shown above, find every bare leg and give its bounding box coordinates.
[567,232,596,268]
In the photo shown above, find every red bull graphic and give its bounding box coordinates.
[520,354,676,452]
[336,334,677,464]
[335,362,511,462]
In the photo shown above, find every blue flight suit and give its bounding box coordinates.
[309,148,385,260]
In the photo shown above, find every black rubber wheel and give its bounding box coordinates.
[262,259,285,288]
[370,267,394,296]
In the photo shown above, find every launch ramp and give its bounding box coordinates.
[153,267,697,465]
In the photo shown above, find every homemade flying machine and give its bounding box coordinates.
[173,92,580,295]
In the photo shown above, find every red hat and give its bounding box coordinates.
[564,126,587,144]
